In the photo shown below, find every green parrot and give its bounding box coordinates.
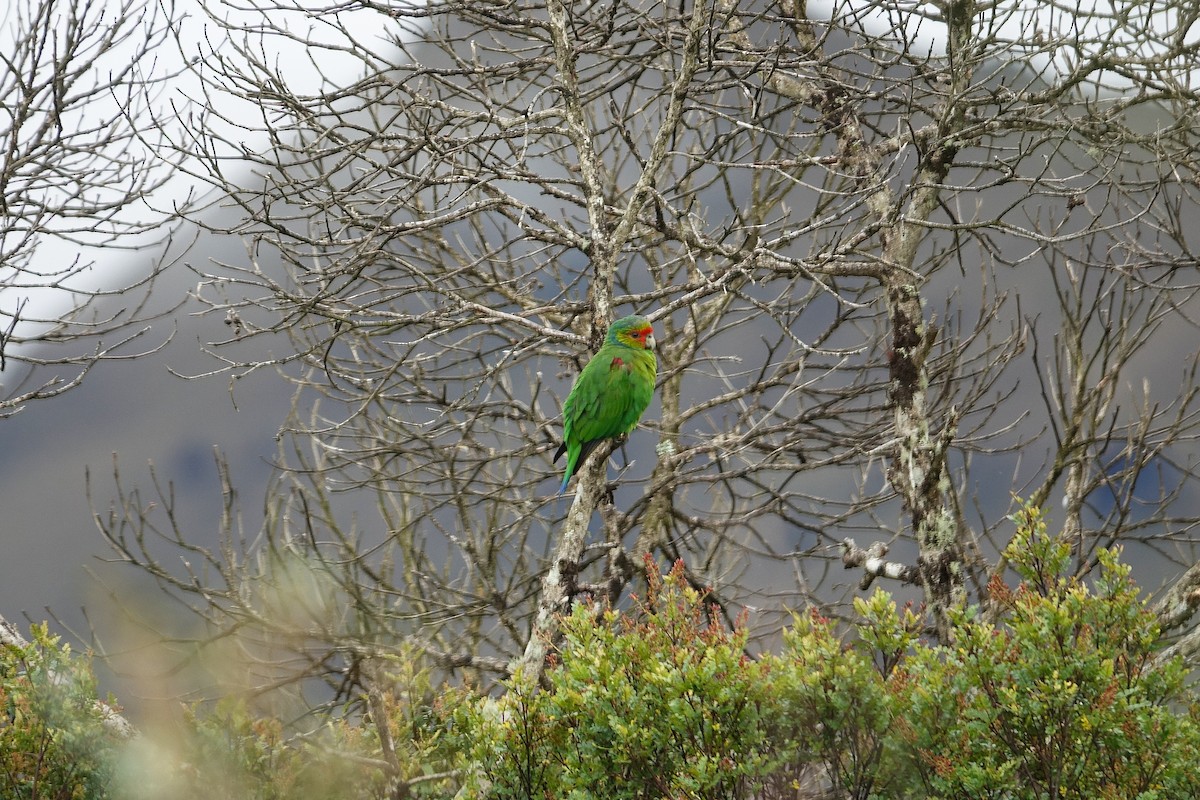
[554,315,657,494]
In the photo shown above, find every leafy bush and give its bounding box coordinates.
[456,560,776,799]
[1,624,449,800]
[10,508,1200,799]
[0,624,122,800]
[458,512,1200,799]
[897,507,1200,799]
[768,591,920,797]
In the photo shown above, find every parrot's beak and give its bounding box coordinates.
[646,333,657,350]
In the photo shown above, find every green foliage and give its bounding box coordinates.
[2,621,453,800]
[899,505,1200,799]
[768,591,922,797]
[11,510,1200,799]
[0,624,121,800]
[457,513,1200,800]
[456,560,775,799]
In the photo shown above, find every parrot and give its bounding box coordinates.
[554,314,657,494]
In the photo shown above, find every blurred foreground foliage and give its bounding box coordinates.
[0,625,121,799]
[9,509,1200,798]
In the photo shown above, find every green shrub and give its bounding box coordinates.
[896,506,1200,799]
[459,511,1200,800]
[768,590,921,798]
[457,560,776,799]
[11,507,1200,799]
[0,624,122,800]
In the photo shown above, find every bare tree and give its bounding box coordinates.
[0,0,184,417]
[97,0,1200,707]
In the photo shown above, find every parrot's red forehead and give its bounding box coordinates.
[621,324,652,341]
